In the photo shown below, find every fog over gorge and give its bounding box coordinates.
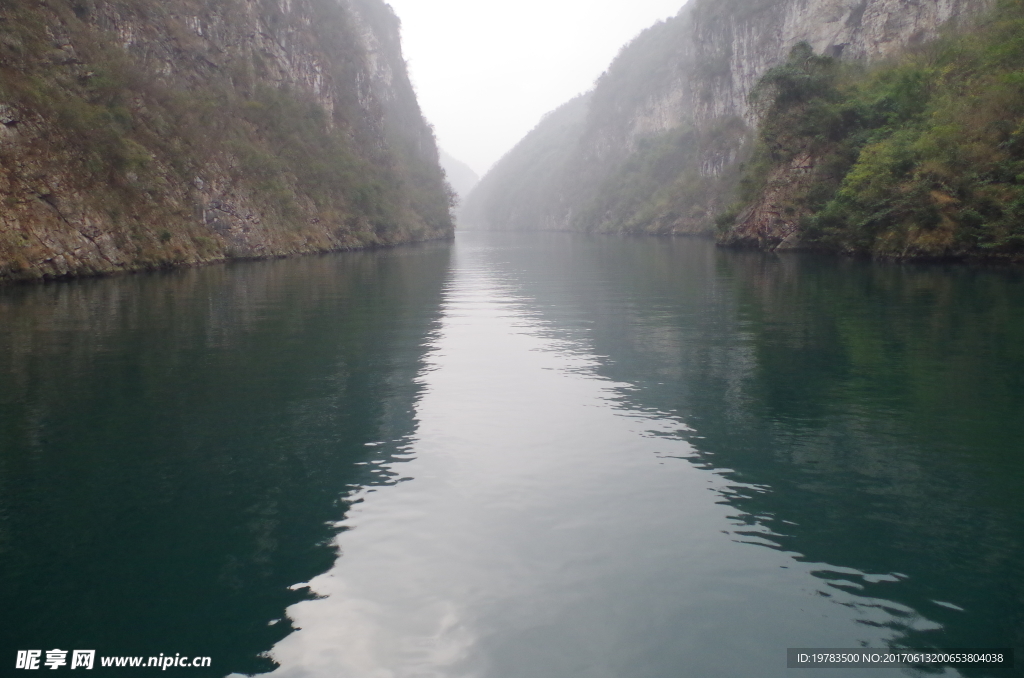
[386,0,687,176]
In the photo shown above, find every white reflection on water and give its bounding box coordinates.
[260,237,928,678]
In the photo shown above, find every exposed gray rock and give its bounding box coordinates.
[0,0,453,283]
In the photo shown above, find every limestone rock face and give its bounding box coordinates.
[465,0,989,236]
[675,0,984,132]
[0,0,453,283]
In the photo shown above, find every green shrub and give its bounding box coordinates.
[729,0,1024,258]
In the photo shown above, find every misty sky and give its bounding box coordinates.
[386,0,687,176]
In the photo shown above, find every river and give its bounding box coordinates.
[1,232,1021,676]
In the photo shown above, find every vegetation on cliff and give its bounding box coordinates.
[0,0,453,282]
[571,118,747,234]
[724,0,1024,259]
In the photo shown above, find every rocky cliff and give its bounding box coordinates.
[720,0,1024,260]
[0,0,454,283]
[463,0,989,236]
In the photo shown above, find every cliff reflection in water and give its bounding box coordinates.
[0,245,452,675]
[707,252,1024,659]
[481,233,1024,664]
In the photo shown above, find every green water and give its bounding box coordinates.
[1,233,1021,676]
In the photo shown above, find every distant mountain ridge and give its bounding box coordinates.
[439,150,479,200]
[461,94,591,231]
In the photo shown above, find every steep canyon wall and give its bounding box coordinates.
[0,0,454,282]
[463,0,989,236]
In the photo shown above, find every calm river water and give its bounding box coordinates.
[1,232,1022,677]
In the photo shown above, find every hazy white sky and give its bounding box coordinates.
[385,0,687,176]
